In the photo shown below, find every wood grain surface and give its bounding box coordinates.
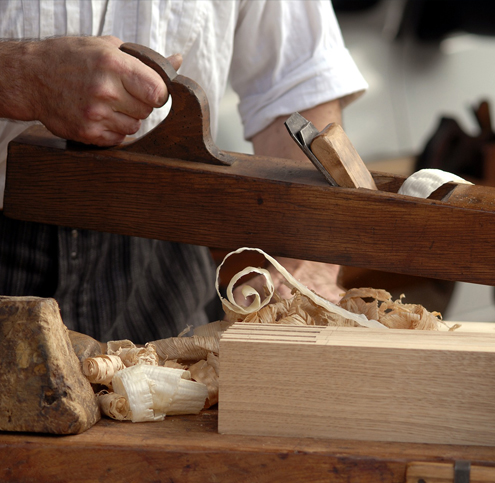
[5,126,495,286]
[1,409,495,483]
[311,123,377,189]
[219,324,495,446]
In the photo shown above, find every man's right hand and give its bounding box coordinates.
[0,36,182,146]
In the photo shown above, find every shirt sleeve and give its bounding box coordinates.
[230,0,368,140]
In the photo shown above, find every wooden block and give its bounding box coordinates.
[310,123,377,189]
[0,296,100,434]
[219,324,495,446]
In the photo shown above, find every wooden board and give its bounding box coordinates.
[1,410,495,483]
[219,324,495,446]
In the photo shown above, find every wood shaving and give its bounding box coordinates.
[188,359,219,408]
[108,342,159,367]
[151,320,230,363]
[339,287,443,330]
[193,320,233,337]
[216,247,386,329]
[207,352,219,376]
[82,320,225,421]
[82,354,125,387]
[106,339,135,353]
[152,336,210,363]
[163,360,188,370]
[216,247,444,331]
[96,390,131,421]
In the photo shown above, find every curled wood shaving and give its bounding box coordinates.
[188,358,219,408]
[152,336,210,362]
[338,287,443,330]
[96,390,131,421]
[216,247,386,329]
[193,320,233,337]
[166,378,209,416]
[163,359,188,370]
[108,342,159,367]
[106,339,135,353]
[112,365,162,422]
[191,336,221,354]
[207,352,219,376]
[82,354,125,387]
[151,320,228,363]
[220,264,275,316]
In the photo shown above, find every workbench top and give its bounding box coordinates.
[1,410,494,482]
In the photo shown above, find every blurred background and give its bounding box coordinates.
[215,0,495,324]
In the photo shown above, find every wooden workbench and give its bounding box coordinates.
[1,410,495,482]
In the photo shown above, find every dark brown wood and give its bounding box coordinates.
[5,44,495,287]
[119,43,234,165]
[0,410,494,483]
[5,125,495,286]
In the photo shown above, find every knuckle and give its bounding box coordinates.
[83,104,105,123]
[75,125,100,145]
[136,104,153,120]
[144,80,167,107]
[94,49,120,71]
[125,118,141,135]
[87,79,118,103]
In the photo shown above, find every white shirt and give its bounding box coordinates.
[0,0,367,207]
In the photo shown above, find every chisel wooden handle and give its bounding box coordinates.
[310,123,377,190]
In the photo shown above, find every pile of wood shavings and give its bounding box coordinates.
[224,287,445,330]
[218,247,449,331]
[82,322,226,422]
[339,287,447,330]
[84,247,453,423]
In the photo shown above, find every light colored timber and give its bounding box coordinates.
[219,323,495,446]
[310,123,377,189]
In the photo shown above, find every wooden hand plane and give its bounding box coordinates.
[4,44,495,286]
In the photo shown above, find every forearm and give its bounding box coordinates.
[251,99,342,160]
[0,40,39,121]
[249,98,345,302]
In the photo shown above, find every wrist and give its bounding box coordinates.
[0,39,44,121]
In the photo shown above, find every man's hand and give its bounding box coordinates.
[266,257,343,303]
[0,36,182,146]
[234,257,343,306]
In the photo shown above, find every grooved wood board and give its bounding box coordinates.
[219,324,495,446]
